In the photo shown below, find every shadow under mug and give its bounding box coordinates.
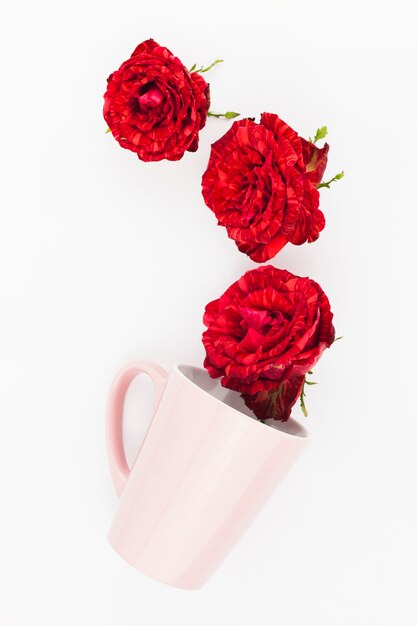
[106,361,308,589]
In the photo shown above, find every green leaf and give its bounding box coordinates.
[313,125,328,144]
[333,335,343,342]
[189,63,197,72]
[105,127,111,134]
[305,381,318,386]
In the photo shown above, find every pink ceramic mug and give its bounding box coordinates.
[106,361,308,589]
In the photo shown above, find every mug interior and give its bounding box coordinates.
[176,364,308,438]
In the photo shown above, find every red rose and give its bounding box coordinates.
[201,113,329,262]
[104,39,210,162]
[202,265,335,421]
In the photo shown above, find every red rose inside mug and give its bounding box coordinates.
[202,265,335,421]
[201,113,329,262]
[104,39,210,162]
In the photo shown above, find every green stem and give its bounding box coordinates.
[191,59,224,73]
[300,379,308,418]
[207,111,240,119]
[317,170,345,190]
[299,371,318,417]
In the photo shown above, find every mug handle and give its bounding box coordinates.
[106,361,168,496]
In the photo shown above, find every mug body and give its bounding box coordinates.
[107,363,308,589]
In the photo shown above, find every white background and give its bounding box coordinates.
[1,1,416,624]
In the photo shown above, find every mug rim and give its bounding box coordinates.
[173,363,309,440]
